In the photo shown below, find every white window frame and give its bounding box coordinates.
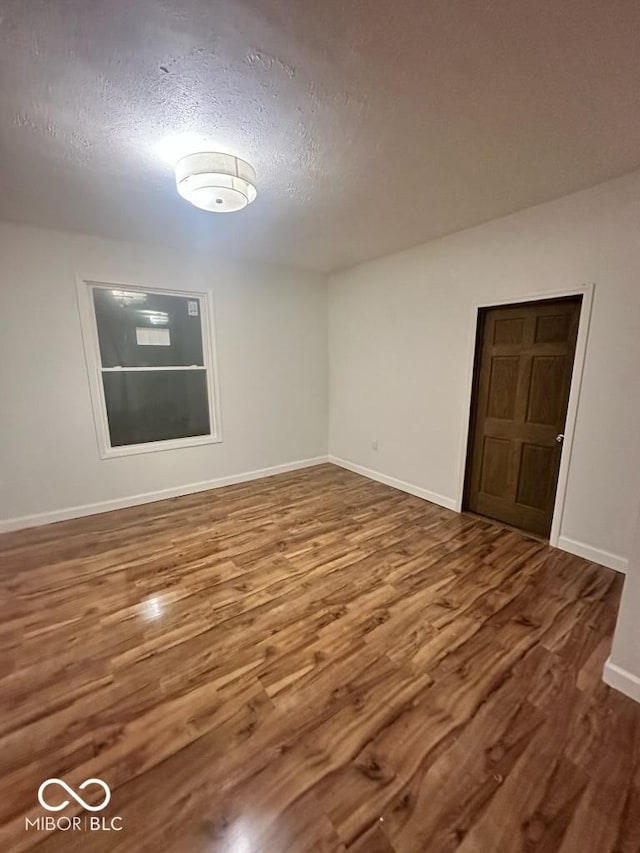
[76,278,222,459]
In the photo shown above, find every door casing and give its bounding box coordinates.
[454,284,595,547]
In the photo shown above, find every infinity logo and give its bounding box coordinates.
[37,778,111,812]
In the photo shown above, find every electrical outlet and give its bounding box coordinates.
[371,440,378,451]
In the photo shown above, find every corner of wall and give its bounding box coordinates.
[603,658,640,703]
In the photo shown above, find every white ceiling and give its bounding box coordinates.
[1,1,640,273]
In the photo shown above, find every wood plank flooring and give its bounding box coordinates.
[0,463,638,852]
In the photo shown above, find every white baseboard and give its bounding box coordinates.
[603,658,640,704]
[329,455,458,512]
[0,456,330,534]
[5,456,628,579]
[556,536,628,574]
[328,458,628,572]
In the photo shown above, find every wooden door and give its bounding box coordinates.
[464,297,581,537]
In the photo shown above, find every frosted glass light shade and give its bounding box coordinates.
[175,152,257,212]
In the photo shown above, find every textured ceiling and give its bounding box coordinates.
[1,1,640,272]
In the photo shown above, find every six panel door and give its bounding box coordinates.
[464,297,581,537]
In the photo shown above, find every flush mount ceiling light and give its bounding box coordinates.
[175,152,257,213]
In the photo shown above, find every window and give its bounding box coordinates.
[77,280,221,458]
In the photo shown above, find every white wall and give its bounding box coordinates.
[0,222,328,528]
[3,170,640,567]
[329,171,640,571]
[605,505,640,702]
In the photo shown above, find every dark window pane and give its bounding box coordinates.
[93,287,205,368]
[102,370,210,446]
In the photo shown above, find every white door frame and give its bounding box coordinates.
[453,283,595,547]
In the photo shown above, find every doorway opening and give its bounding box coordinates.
[463,295,582,538]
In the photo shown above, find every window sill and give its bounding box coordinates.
[98,433,223,460]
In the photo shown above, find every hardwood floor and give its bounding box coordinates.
[1,463,638,852]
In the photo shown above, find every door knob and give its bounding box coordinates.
[556,434,564,443]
